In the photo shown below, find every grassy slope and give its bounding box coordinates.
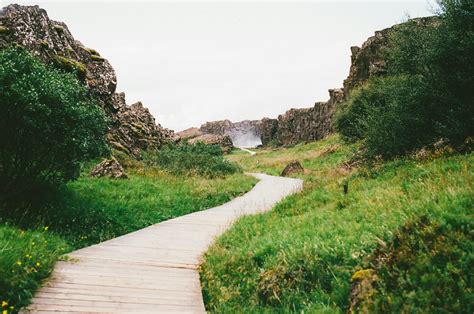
[200,135,473,312]
[0,162,257,311]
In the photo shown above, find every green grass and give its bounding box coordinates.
[200,135,473,312]
[0,160,257,311]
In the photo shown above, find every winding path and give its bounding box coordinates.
[25,173,303,313]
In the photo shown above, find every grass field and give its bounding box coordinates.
[0,158,257,312]
[200,135,473,312]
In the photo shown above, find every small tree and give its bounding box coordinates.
[0,47,109,202]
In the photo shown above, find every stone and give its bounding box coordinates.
[343,17,438,99]
[0,4,176,157]
[176,127,203,141]
[90,157,128,179]
[188,134,234,154]
[281,161,304,177]
[267,88,345,146]
[200,120,262,147]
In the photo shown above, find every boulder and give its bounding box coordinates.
[281,161,304,177]
[176,127,203,141]
[90,157,128,179]
[188,134,233,154]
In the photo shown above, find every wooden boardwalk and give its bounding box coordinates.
[25,173,303,313]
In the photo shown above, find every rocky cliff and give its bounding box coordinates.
[0,4,176,157]
[258,18,437,146]
[343,16,437,98]
[260,88,344,146]
[200,120,262,147]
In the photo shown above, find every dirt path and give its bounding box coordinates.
[25,173,303,313]
[239,147,257,155]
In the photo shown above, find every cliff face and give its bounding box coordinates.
[261,89,344,146]
[259,18,438,146]
[200,120,262,147]
[0,4,176,157]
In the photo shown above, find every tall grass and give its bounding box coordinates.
[0,159,257,311]
[200,135,473,312]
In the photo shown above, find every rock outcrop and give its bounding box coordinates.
[281,161,304,177]
[261,88,344,146]
[188,134,234,154]
[0,4,176,157]
[176,127,233,154]
[200,120,262,147]
[255,18,437,147]
[176,127,203,141]
[90,157,128,179]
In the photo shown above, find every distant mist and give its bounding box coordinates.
[229,130,262,148]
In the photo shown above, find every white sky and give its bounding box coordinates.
[4,1,434,131]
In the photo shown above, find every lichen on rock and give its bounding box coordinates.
[90,157,128,179]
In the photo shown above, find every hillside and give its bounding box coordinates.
[200,136,473,312]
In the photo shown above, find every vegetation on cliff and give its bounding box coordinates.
[335,0,473,159]
[0,47,109,204]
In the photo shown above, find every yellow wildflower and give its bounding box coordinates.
[1,301,7,307]
[15,261,22,266]
[3,310,7,314]
[36,262,41,267]
[44,226,49,231]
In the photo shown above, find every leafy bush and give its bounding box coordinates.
[335,1,474,159]
[0,47,109,202]
[335,75,439,159]
[144,143,241,178]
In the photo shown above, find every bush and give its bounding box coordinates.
[335,75,439,159]
[0,47,109,203]
[144,143,240,178]
[335,1,474,159]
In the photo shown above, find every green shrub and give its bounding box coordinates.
[334,78,389,143]
[144,143,241,178]
[0,47,109,204]
[336,75,439,159]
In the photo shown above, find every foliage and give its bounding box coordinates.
[355,215,473,312]
[0,47,109,203]
[0,160,257,310]
[335,1,473,159]
[0,225,69,311]
[144,143,241,178]
[200,135,473,312]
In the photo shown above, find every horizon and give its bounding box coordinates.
[5,1,434,131]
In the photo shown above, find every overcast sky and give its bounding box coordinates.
[5,1,434,131]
